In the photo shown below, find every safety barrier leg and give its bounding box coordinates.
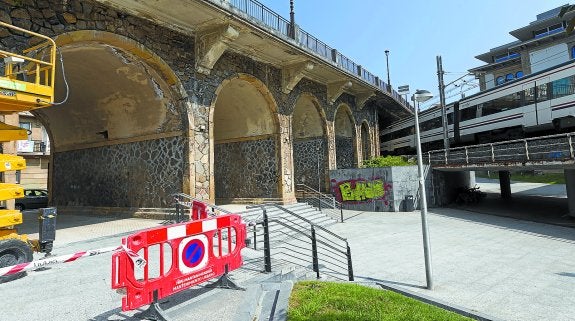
[263,209,272,273]
[311,226,320,279]
[133,290,171,321]
[206,264,245,291]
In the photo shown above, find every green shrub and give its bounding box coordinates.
[362,155,415,168]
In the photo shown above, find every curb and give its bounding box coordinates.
[374,282,505,321]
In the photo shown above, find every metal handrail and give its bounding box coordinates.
[206,0,413,111]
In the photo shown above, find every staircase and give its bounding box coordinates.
[129,197,352,321]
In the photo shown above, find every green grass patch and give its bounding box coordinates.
[477,172,565,184]
[362,156,415,168]
[287,281,473,321]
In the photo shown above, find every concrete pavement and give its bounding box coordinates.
[1,202,574,320]
[330,208,575,321]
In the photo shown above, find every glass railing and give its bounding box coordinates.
[211,0,413,111]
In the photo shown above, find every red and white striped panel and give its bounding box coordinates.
[145,215,238,243]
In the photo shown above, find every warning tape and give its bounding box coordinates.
[0,245,145,277]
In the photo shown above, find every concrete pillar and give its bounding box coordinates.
[499,170,512,200]
[277,114,297,204]
[326,121,337,170]
[564,169,575,217]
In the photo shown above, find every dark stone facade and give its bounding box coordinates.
[214,138,278,199]
[53,137,185,207]
[293,138,327,191]
[1,0,380,207]
[336,136,354,169]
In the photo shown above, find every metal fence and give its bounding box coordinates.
[428,132,575,167]
[207,0,413,111]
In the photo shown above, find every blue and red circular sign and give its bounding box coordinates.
[182,239,205,269]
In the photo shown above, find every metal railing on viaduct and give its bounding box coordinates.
[209,0,413,110]
[427,132,575,170]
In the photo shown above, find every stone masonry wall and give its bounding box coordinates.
[335,136,354,169]
[53,137,185,207]
[214,138,278,199]
[293,137,326,192]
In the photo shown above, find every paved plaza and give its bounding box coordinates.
[1,194,574,320]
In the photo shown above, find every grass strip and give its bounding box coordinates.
[288,281,473,321]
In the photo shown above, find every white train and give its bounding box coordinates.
[381,59,575,154]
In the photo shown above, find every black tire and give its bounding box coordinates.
[14,203,24,211]
[0,239,34,283]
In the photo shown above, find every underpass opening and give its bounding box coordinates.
[361,121,371,161]
[211,75,280,203]
[334,104,356,169]
[292,93,327,192]
[35,32,187,210]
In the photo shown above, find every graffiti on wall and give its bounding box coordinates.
[331,178,393,204]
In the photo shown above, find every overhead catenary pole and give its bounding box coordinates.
[289,0,296,39]
[436,56,449,156]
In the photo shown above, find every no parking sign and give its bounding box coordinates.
[178,235,209,274]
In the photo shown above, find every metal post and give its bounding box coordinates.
[253,225,257,250]
[346,243,354,281]
[289,0,296,39]
[311,226,320,279]
[465,147,469,164]
[525,140,530,161]
[384,50,391,87]
[340,203,344,223]
[414,98,434,290]
[491,144,495,162]
[175,201,181,223]
[262,208,272,273]
[317,145,321,192]
[569,134,574,159]
[437,56,449,156]
[317,196,322,211]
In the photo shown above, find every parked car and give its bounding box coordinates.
[15,189,48,211]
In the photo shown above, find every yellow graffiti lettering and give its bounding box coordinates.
[338,179,387,202]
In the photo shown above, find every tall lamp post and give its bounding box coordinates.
[384,50,391,87]
[412,89,434,290]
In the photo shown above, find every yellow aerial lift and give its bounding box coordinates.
[0,21,57,282]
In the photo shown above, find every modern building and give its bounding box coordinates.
[471,5,575,91]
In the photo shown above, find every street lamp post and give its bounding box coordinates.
[384,50,391,88]
[412,89,434,290]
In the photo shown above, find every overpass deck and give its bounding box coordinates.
[427,132,575,171]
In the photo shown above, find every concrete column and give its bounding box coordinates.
[354,124,362,167]
[325,121,337,170]
[499,170,512,200]
[564,169,575,217]
[277,114,297,204]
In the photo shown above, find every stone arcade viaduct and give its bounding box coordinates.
[1,0,412,209]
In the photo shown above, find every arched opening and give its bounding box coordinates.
[212,75,279,202]
[292,94,327,192]
[361,121,371,161]
[334,104,356,169]
[34,32,186,208]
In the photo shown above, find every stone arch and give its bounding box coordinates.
[34,31,188,208]
[360,120,371,161]
[209,73,281,202]
[291,93,328,191]
[334,103,356,169]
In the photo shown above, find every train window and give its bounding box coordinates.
[496,76,505,86]
[516,71,524,78]
[460,106,477,121]
[483,92,521,116]
[537,83,548,102]
[551,76,575,98]
[420,117,442,131]
[524,87,536,105]
[447,113,453,125]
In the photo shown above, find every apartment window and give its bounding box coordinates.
[505,73,514,82]
[516,71,524,78]
[571,46,575,59]
[496,76,505,86]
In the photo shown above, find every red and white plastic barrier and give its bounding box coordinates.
[0,245,143,277]
[112,213,246,311]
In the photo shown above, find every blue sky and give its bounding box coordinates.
[260,0,569,108]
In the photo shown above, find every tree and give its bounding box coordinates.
[559,6,575,34]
